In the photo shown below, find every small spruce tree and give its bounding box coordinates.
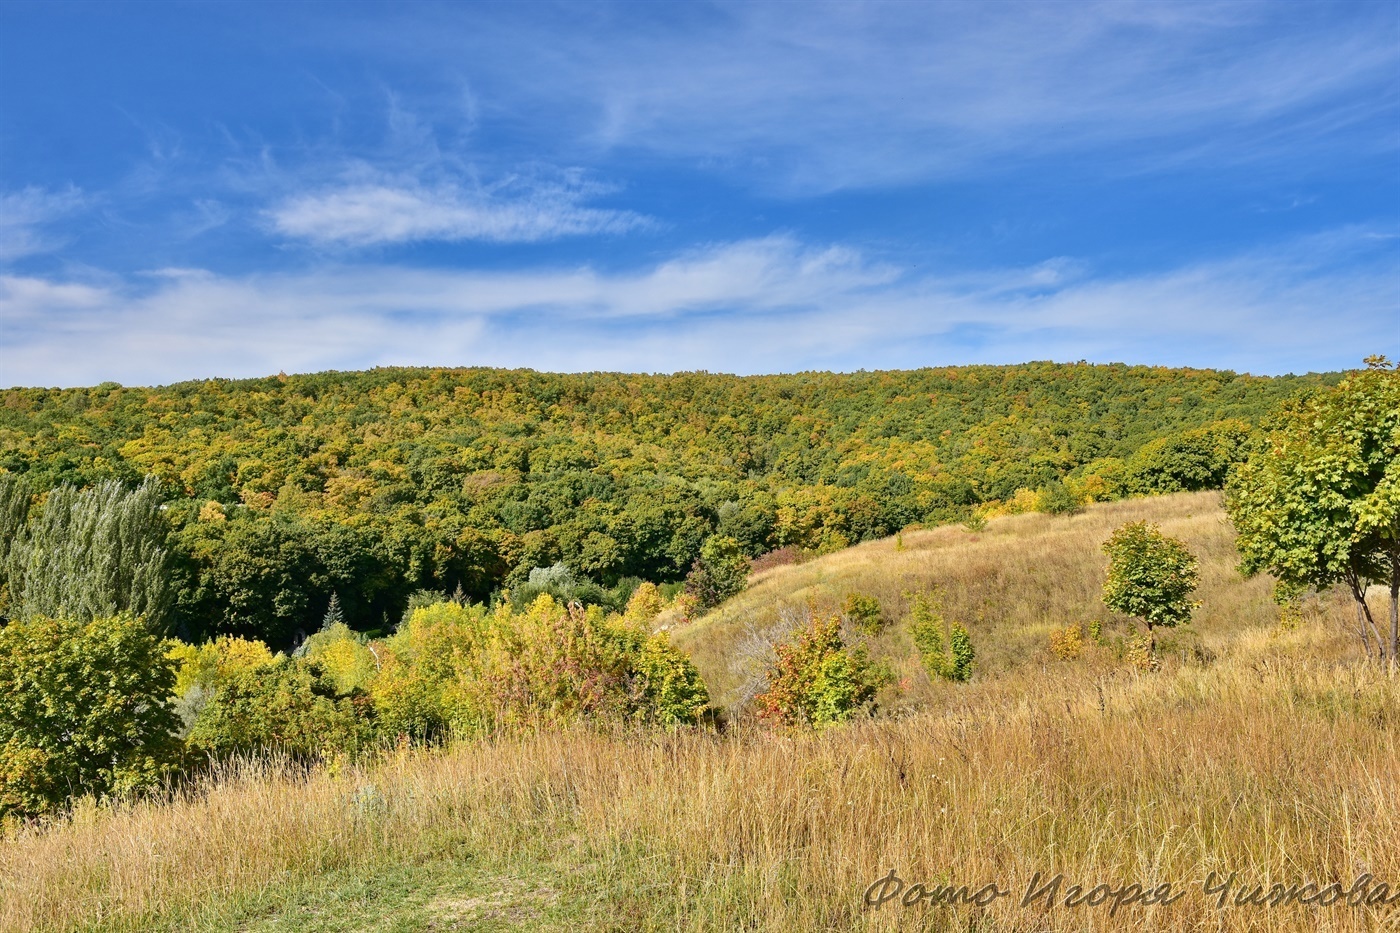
[322,591,345,629]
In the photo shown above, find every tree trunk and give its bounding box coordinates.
[1349,572,1385,662]
[1390,555,1398,671]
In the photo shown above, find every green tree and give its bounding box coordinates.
[1038,479,1081,516]
[684,535,750,611]
[322,591,345,628]
[1226,357,1400,661]
[0,473,34,616]
[633,631,710,726]
[0,614,180,817]
[6,477,172,630]
[841,592,885,635]
[185,657,374,760]
[1101,521,1199,657]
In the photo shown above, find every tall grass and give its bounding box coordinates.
[2,493,1396,932]
[677,491,1290,709]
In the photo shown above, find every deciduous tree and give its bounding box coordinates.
[1101,520,1199,658]
[1226,357,1400,661]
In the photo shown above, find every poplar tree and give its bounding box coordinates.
[0,474,34,615]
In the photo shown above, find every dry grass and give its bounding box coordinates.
[2,493,1397,932]
[675,491,1285,710]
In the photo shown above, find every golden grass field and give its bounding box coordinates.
[2,492,1396,932]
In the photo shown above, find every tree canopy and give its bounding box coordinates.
[0,363,1332,643]
[1226,357,1400,661]
[1102,520,1199,654]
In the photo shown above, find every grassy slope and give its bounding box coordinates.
[674,491,1275,711]
[3,494,1397,933]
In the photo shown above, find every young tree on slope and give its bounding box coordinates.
[1102,520,1199,661]
[1226,357,1400,662]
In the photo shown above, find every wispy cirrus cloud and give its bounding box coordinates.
[3,230,1393,387]
[267,170,649,247]
[0,187,87,261]
[375,0,1400,192]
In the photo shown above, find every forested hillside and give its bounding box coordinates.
[0,363,1335,644]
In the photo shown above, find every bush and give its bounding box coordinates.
[301,622,377,696]
[908,593,975,682]
[754,613,887,728]
[1039,480,1081,516]
[633,631,710,726]
[185,657,375,760]
[841,592,884,636]
[508,562,612,612]
[0,614,179,818]
[375,596,711,737]
[623,581,667,626]
[1048,622,1084,660]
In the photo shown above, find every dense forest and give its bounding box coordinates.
[0,363,1337,645]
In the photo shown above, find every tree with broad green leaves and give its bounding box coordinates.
[0,614,180,818]
[1225,357,1400,663]
[907,592,975,682]
[1101,520,1199,658]
[684,535,750,611]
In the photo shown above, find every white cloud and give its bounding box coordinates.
[1,231,1394,387]
[268,176,649,247]
[0,187,87,261]
[380,0,1399,192]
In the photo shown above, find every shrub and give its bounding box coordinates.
[749,546,803,574]
[1125,630,1160,673]
[168,635,281,737]
[185,658,375,760]
[508,562,612,611]
[1048,622,1084,660]
[0,614,179,818]
[754,613,886,728]
[841,592,885,636]
[377,596,711,736]
[169,635,279,697]
[1039,480,1081,516]
[908,593,975,682]
[623,581,667,626]
[633,631,710,726]
[372,600,492,740]
[301,622,377,696]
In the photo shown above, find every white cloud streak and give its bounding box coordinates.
[2,232,1393,387]
[269,177,649,247]
[373,0,1399,192]
[0,187,87,260]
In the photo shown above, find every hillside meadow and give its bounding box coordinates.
[2,493,1396,932]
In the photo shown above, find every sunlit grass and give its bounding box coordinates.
[2,493,1395,932]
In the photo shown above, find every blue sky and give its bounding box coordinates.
[1,0,1396,386]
